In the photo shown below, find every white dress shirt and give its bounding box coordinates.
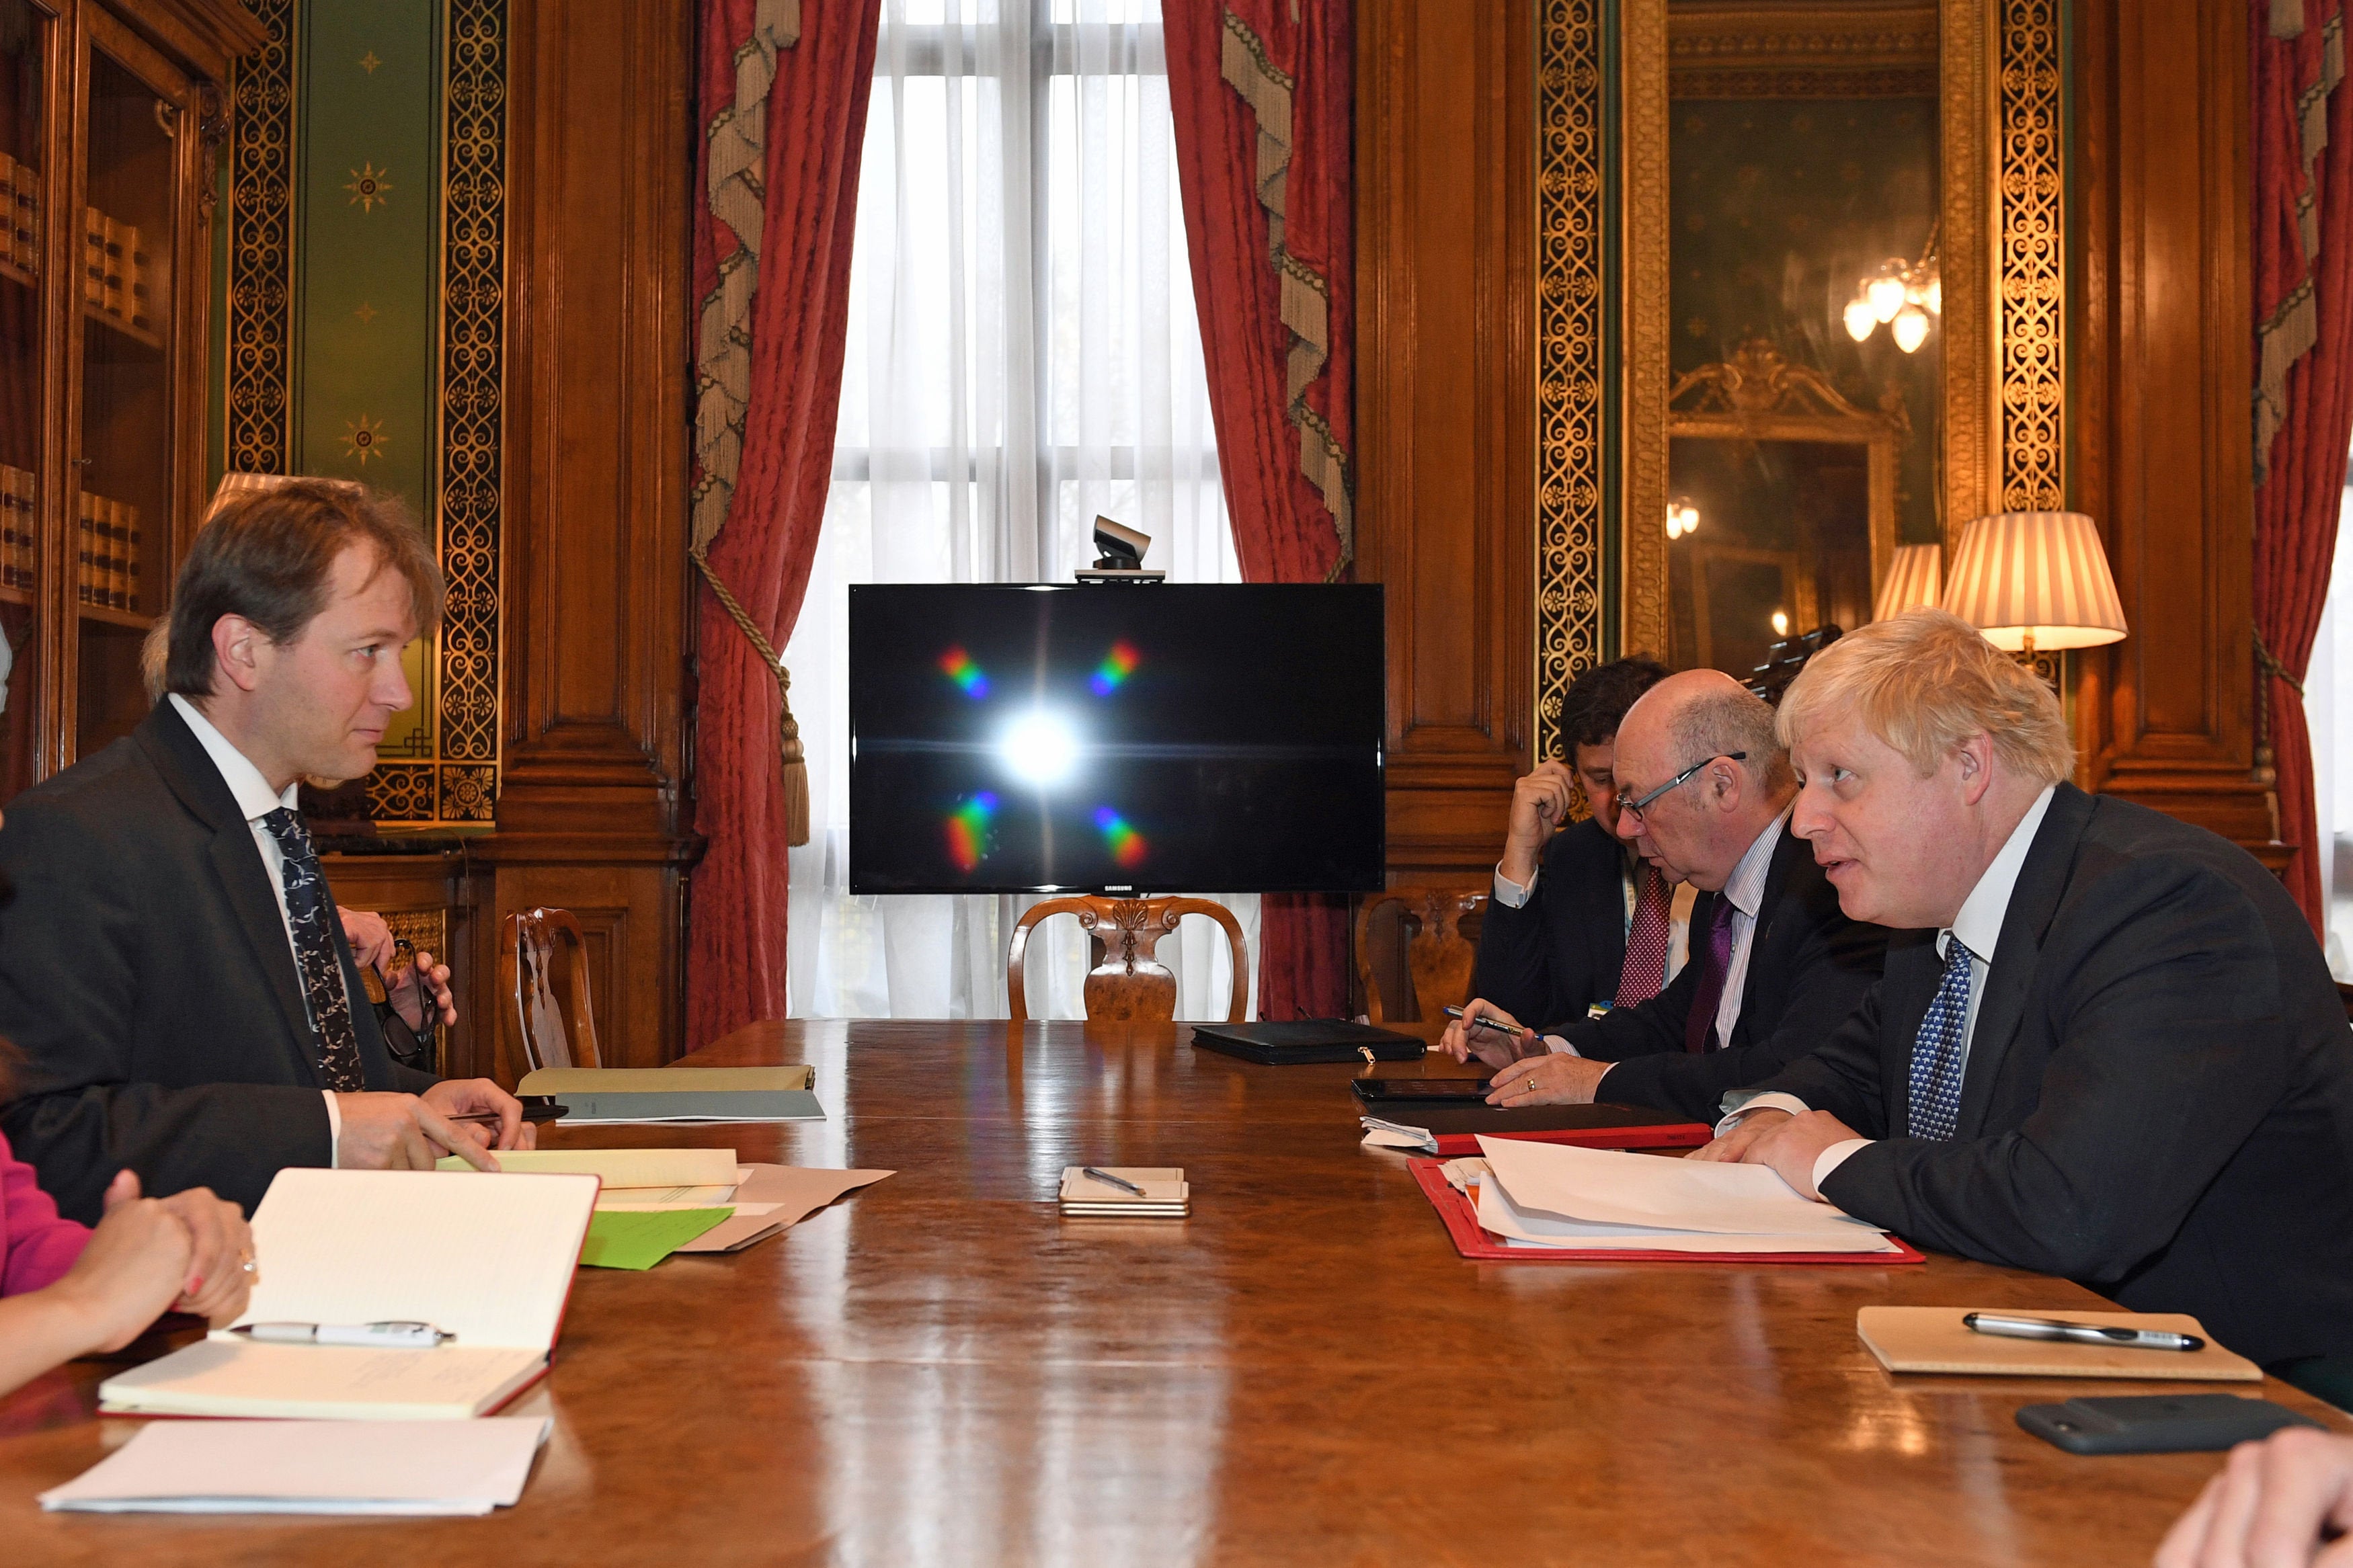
[169,694,348,1161]
[1724,784,2059,1192]
[1545,809,1787,1071]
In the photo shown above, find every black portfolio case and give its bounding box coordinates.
[1187,1020,1425,1065]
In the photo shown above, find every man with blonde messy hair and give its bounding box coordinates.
[1693,609,2353,1385]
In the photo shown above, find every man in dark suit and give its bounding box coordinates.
[1469,657,1692,1028]
[1442,669,1889,1124]
[1699,610,2353,1373]
[0,480,529,1223]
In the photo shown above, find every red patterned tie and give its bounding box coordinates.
[1615,864,1671,1006]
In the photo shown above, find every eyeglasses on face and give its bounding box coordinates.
[1619,751,1747,824]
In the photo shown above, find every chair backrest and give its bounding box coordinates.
[1355,884,1489,1024]
[499,907,602,1073]
[1007,895,1249,1024]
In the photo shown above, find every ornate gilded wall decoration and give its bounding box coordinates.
[1996,0,2065,512]
[340,413,385,464]
[1533,0,1608,754]
[421,0,508,823]
[224,0,297,478]
[344,160,393,211]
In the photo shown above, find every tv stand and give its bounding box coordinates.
[1006,896,1246,1023]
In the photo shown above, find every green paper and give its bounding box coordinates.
[577,1208,734,1270]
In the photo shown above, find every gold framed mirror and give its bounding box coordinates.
[1535,0,2067,718]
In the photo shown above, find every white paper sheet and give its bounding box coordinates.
[1475,1135,1889,1240]
[40,1418,550,1515]
[1476,1175,1901,1253]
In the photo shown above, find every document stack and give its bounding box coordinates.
[1059,1166,1189,1219]
[0,151,36,276]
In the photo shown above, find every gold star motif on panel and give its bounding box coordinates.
[359,50,383,74]
[345,163,393,212]
[354,301,378,325]
[342,414,387,466]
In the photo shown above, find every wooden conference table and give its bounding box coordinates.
[0,1019,2342,1565]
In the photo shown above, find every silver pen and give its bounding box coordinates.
[233,1321,455,1348]
[1441,1006,1524,1038]
[1962,1312,2203,1352]
[1080,1167,1146,1196]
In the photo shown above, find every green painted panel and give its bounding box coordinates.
[294,0,439,757]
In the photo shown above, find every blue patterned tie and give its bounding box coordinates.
[260,808,366,1093]
[1907,936,1975,1140]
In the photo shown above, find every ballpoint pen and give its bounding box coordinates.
[1441,1005,1525,1038]
[231,1321,456,1348]
[1962,1313,2204,1352]
[1080,1167,1146,1196]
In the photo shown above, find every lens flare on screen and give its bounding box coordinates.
[946,792,999,873]
[1088,639,1140,696]
[999,710,1080,786]
[937,645,991,699]
[1092,806,1148,869]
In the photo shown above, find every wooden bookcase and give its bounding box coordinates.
[0,0,259,800]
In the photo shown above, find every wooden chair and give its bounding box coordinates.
[1355,884,1489,1024]
[1007,896,1248,1024]
[500,907,602,1073]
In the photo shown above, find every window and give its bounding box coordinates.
[783,0,1254,1020]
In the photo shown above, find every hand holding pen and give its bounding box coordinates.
[1438,1002,1535,1070]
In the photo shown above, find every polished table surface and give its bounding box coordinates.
[0,1020,2342,1565]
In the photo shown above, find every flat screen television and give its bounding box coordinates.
[848,583,1384,895]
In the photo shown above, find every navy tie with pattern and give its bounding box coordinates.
[1907,936,1975,1140]
[260,807,366,1093]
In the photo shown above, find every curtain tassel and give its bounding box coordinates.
[690,546,811,848]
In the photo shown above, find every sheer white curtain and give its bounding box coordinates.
[2305,458,2353,978]
[783,0,1256,1020]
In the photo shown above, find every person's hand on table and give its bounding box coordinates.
[50,1170,198,1352]
[421,1078,536,1153]
[335,1091,504,1171]
[1683,1107,1857,1201]
[147,1180,254,1325]
[389,948,456,1034]
[1438,999,1534,1069]
[2156,1426,2353,1567]
[1484,1051,1610,1106]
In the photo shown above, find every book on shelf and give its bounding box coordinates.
[122,501,140,612]
[0,464,32,590]
[99,215,124,318]
[125,225,150,330]
[101,498,123,610]
[81,205,102,309]
[13,164,35,279]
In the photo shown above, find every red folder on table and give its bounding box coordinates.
[1410,1159,1927,1266]
[1429,1123,1710,1157]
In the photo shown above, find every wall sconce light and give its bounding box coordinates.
[1843,222,1942,354]
[1665,498,1700,540]
[1770,609,1790,638]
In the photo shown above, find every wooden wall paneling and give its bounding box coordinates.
[1355,0,1534,880]
[2073,0,2270,847]
[494,0,701,1067]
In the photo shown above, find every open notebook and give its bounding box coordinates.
[99,1167,598,1421]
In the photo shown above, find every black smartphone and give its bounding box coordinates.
[2016,1394,2323,1455]
[1351,1077,1496,1103]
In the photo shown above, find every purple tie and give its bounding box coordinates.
[1684,894,1738,1053]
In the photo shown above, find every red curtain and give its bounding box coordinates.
[1168,1,1357,1020]
[685,1,881,1048]
[2252,0,2353,930]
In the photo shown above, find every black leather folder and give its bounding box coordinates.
[1187,1020,1425,1065]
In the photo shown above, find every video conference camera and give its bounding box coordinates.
[1075,515,1166,582]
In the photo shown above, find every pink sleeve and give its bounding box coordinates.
[0,1134,90,1297]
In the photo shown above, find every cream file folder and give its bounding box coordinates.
[99,1168,598,1421]
[41,1418,552,1514]
[432,1147,741,1188]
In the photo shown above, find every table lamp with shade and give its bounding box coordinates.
[1940,510,2128,659]
[1871,542,1944,623]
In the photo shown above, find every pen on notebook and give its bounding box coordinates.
[1442,1005,1525,1038]
[1961,1313,2204,1352]
[1081,1167,1146,1196]
[232,1321,455,1348]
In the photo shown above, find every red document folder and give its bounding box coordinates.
[1410,1159,1927,1266]
[1427,1123,1712,1158]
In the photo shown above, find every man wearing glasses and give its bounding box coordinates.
[1439,668,1888,1123]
